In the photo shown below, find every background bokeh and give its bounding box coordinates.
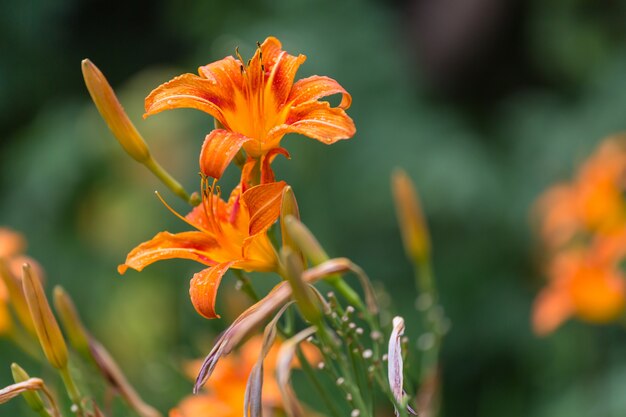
[2,0,626,416]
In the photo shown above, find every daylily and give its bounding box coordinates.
[534,136,626,251]
[143,36,355,184]
[532,230,626,335]
[0,227,44,336]
[171,335,318,417]
[118,180,286,319]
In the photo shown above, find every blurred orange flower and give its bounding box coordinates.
[533,229,626,335]
[119,181,286,319]
[0,227,44,335]
[535,137,626,250]
[144,36,355,182]
[533,136,626,335]
[171,335,318,417]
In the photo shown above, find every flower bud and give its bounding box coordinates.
[53,286,91,357]
[391,169,431,264]
[283,216,329,265]
[280,187,305,261]
[82,59,151,163]
[281,247,322,324]
[11,363,48,415]
[21,264,68,369]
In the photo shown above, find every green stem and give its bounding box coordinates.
[414,259,443,385]
[59,367,83,417]
[326,275,365,312]
[296,347,343,417]
[232,270,260,303]
[144,156,195,205]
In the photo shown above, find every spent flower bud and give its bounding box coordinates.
[0,378,43,405]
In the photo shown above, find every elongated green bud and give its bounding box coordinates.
[11,364,50,416]
[21,264,68,369]
[283,216,329,265]
[280,187,305,262]
[281,247,321,324]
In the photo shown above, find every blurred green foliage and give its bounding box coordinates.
[1,0,626,416]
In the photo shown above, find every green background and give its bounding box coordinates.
[2,0,626,416]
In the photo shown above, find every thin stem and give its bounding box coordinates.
[414,259,443,384]
[296,347,343,417]
[232,270,260,303]
[326,275,365,312]
[143,156,195,205]
[40,385,62,417]
[59,367,83,417]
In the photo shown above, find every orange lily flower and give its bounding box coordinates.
[171,335,318,417]
[143,36,355,183]
[532,231,626,335]
[0,277,8,335]
[534,136,626,250]
[118,180,286,319]
[0,227,44,335]
[575,137,626,233]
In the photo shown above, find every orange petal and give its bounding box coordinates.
[259,37,285,68]
[198,55,245,100]
[242,182,287,235]
[119,231,219,274]
[144,73,232,124]
[268,101,356,145]
[199,129,251,179]
[261,148,290,184]
[532,287,573,336]
[247,37,285,92]
[265,50,306,108]
[289,75,352,109]
[189,262,235,319]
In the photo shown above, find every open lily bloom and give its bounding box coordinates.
[535,136,626,251]
[171,335,318,417]
[143,36,355,182]
[532,230,626,335]
[171,336,282,417]
[118,180,286,319]
[0,227,45,336]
